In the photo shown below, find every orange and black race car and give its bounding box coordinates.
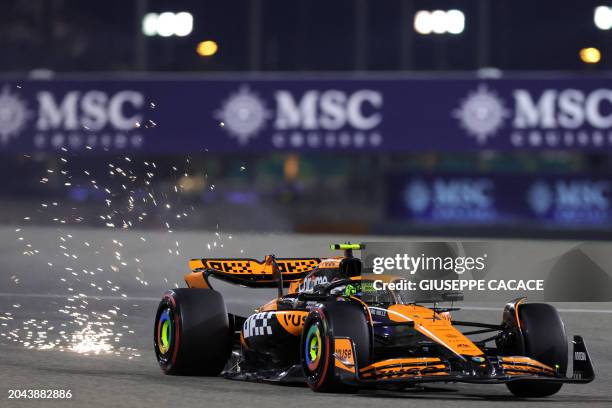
[153,244,594,396]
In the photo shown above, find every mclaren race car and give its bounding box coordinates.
[154,244,595,396]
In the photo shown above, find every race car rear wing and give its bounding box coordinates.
[185,256,320,291]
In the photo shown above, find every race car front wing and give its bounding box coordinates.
[335,335,595,386]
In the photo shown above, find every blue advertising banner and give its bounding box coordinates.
[387,173,612,228]
[0,75,612,152]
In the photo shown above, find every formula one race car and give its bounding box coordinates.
[154,244,595,397]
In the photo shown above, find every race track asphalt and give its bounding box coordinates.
[0,225,611,407]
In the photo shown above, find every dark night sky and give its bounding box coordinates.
[0,0,608,72]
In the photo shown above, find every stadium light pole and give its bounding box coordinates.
[477,0,490,67]
[354,0,368,70]
[249,0,263,71]
[400,0,415,70]
[135,0,149,71]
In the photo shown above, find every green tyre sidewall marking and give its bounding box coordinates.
[158,309,172,355]
[305,324,322,371]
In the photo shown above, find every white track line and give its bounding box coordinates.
[0,293,610,314]
[461,305,612,314]
[0,292,160,302]
[0,292,259,304]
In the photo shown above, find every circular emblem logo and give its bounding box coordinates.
[0,85,31,144]
[527,181,553,215]
[453,85,510,144]
[214,86,271,145]
[404,179,431,213]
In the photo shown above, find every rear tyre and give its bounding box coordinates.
[301,301,370,392]
[154,288,231,375]
[505,303,568,398]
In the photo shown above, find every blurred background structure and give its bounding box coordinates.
[1,0,612,238]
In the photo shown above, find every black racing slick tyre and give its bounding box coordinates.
[154,289,231,375]
[505,303,568,398]
[301,301,371,393]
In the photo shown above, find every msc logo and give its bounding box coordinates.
[405,179,431,214]
[453,85,510,144]
[214,86,272,145]
[0,84,146,150]
[404,178,494,214]
[0,86,31,145]
[274,89,382,131]
[215,85,383,147]
[455,84,612,147]
[527,181,554,215]
[527,179,611,215]
[36,90,144,131]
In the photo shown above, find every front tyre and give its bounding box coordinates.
[301,302,370,392]
[154,288,231,375]
[505,303,568,398]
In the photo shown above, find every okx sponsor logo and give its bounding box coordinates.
[454,84,612,148]
[216,85,384,149]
